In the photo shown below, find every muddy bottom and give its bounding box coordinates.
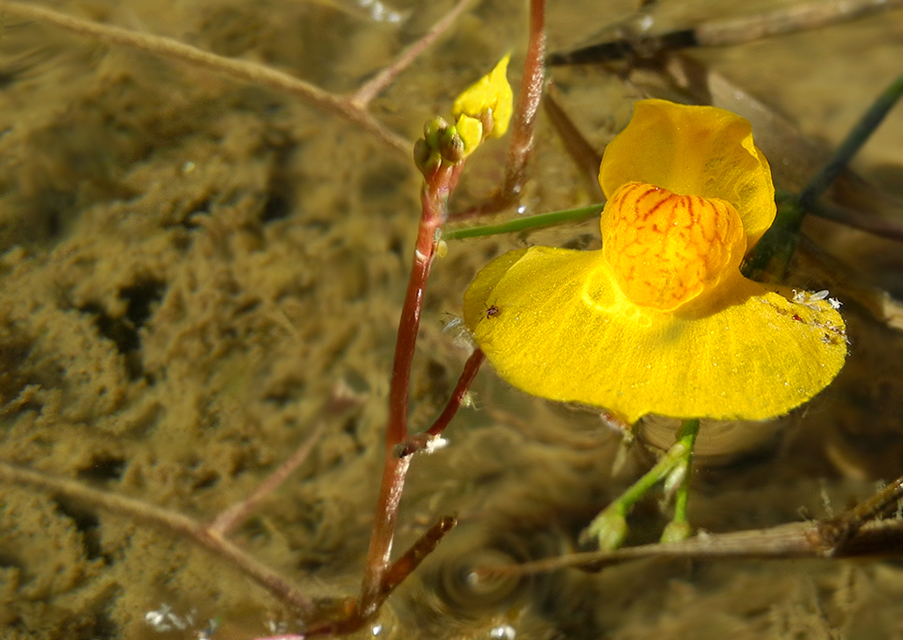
[2,1,903,639]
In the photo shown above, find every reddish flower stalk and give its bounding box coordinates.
[358,159,466,617]
[455,0,547,220]
[355,0,547,621]
[501,0,547,199]
[395,348,486,457]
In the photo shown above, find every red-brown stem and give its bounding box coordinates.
[350,0,544,617]
[375,515,457,608]
[358,454,413,618]
[357,1,546,603]
[385,163,465,446]
[395,348,485,457]
[359,160,465,616]
[501,0,547,198]
[305,517,457,637]
[453,0,546,220]
[426,348,485,438]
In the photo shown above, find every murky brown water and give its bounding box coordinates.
[3,1,903,638]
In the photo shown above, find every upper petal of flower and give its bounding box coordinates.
[598,99,776,249]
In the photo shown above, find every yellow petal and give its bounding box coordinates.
[598,99,775,248]
[601,182,746,311]
[455,114,484,157]
[464,247,846,425]
[452,54,514,139]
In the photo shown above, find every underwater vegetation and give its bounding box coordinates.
[2,1,903,639]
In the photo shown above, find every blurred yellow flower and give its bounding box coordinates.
[464,99,847,424]
[451,54,513,155]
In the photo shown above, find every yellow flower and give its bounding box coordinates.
[464,99,847,424]
[451,54,514,155]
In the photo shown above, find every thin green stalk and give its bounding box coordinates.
[661,419,700,543]
[582,418,700,551]
[444,203,603,240]
[800,69,903,209]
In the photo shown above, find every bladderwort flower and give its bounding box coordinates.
[463,99,849,549]
[463,99,847,426]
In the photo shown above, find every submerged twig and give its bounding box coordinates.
[548,0,903,64]
[543,85,605,200]
[0,460,315,614]
[351,0,476,109]
[696,0,903,47]
[3,1,410,156]
[482,486,903,579]
[808,200,903,244]
[209,422,325,536]
[816,474,903,549]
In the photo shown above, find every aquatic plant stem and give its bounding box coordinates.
[302,516,458,636]
[359,160,465,617]
[385,163,466,446]
[424,348,484,439]
[660,419,699,543]
[321,350,483,628]
[351,0,477,108]
[3,1,410,157]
